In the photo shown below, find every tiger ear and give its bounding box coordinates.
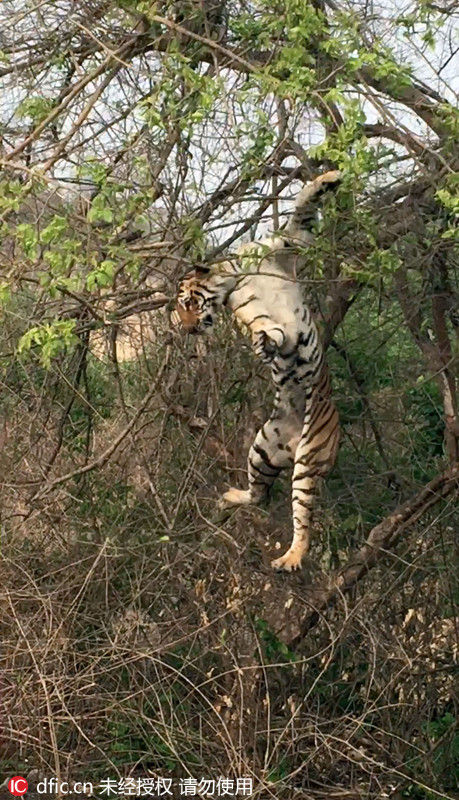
[195,264,210,275]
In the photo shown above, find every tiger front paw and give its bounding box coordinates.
[253,331,278,364]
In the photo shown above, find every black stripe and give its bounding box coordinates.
[278,369,296,387]
[253,443,279,470]
[293,457,334,478]
[294,499,314,509]
[300,409,337,445]
[301,400,333,439]
[293,470,314,481]
[250,314,271,323]
[249,459,280,477]
[232,295,256,312]
[297,437,336,463]
[298,329,315,348]
[251,477,273,486]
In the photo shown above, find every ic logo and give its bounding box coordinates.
[8,777,28,796]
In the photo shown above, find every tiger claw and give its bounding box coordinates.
[271,550,303,572]
[253,331,277,363]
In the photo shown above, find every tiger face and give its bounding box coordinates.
[174,269,215,334]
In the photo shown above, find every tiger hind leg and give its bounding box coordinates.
[272,396,339,572]
[219,416,301,509]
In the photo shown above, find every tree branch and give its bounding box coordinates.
[286,463,459,648]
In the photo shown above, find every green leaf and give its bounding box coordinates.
[15,95,54,123]
[86,260,115,291]
[40,215,68,244]
[88,195,114,224]
[16,223,39,259]
[0,281,11,303]
[18,320,77,368]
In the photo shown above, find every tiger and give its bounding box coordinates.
[174,170,341,571]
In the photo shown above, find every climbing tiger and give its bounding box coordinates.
[174,171,341,571]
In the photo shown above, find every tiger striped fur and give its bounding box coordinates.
[174,171,340,571]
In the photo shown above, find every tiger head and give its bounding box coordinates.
[174,266,217,334]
